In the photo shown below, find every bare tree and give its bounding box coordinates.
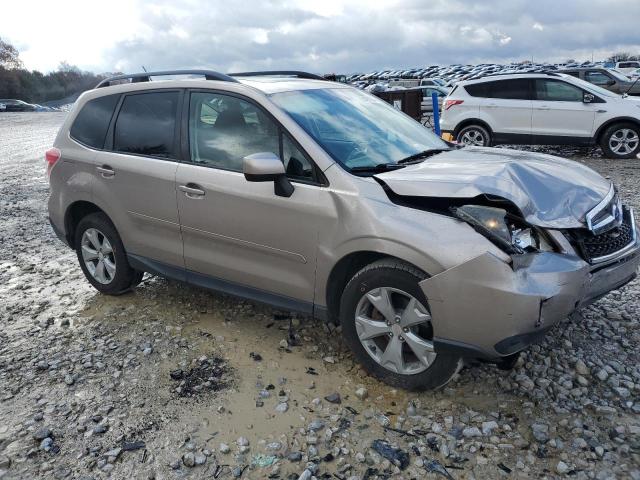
[0,37,23,69]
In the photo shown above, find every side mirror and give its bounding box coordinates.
[243,152,294,198]
[583,93,595,103]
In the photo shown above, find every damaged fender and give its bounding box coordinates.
[419,252,590,358]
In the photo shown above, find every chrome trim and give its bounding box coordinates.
[590,207,638,264]
[585,184,623,235]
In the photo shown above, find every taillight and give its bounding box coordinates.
[45,147,61,177]
[444,99,464,110]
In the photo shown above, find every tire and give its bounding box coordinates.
[600,122,640,159]
[456,124,491,147]
[340,258,462,391]
[74,212,141,295]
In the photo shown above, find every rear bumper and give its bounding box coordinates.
[421,241,640,359]
[48,215,70,247]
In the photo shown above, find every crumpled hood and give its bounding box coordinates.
[375,147,611,229]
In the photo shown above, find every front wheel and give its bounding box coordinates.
[74,212,142,295]
[340,259,461,391]
[600,123,640,159]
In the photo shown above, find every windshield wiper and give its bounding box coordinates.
[349,163,407,173]
[396,148,451,165]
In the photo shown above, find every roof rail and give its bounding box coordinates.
[95,70,239,88]
[228,70,325,80]
[485,70,560,78]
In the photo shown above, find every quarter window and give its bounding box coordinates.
[282,134,314,181]
[114,91,179,158]
[488,79,531,100]
[70,94,119,149]
[534,80,583,101]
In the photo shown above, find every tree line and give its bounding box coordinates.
[0,37,110,104]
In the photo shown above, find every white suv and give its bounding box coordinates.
[440,73,640,159]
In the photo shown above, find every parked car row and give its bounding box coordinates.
[348,61,609,87]
[348,62,639,96]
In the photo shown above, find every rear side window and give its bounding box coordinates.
[488,79,531,100]
[70,94,119,149]
[114,91,179,158]
[464,82,490,97]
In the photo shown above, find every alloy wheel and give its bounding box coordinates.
[459,129,486,146]
[354,287,436,375]
[81,228,116,284]
[609,128,639,156]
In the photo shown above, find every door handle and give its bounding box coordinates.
[534,106,550,110]
[179,184,205,198]
[96,165,115,177]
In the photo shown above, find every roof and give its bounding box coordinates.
[236,76,348,94]
[93,69,348,95]
[458,72,571,86]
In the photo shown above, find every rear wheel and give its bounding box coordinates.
[74,213,142,295]
[340,259,461,391]
[600,123,640,159]
[457,124,491,147]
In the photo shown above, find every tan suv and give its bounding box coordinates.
[47,70,640,390]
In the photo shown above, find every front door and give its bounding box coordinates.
[531,79,595,143]
[176,90,330,309]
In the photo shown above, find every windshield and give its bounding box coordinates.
[270,87,448,171]
[608,69,631,81]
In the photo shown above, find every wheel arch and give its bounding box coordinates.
[453,118,493,137]
[324,251,429,325]
[64,201,108,248]
[595,117,640,144]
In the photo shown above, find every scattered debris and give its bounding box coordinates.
[371,439,410,470]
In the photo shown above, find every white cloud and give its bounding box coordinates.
[2,0,640,73]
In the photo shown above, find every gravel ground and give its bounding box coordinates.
[0,112,639,480]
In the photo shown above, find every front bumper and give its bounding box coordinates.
[420,242,640,359]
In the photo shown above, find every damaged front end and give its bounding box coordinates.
[382,180,639,360]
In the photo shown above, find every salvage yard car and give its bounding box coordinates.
[441,72,640,158]
[0,99,37,112]
[559,67,640,96]
[47,70,640,390]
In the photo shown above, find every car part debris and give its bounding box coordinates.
[371,439,410,470]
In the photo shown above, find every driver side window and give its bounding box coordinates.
[188,92,317,182]
[534,79,583,102]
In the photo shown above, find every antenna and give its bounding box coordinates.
[623,75,640,98]
[141,66,148,73]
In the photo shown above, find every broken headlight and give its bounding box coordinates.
[453,205,553,254]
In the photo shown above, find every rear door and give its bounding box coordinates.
[175,90,330,309]
[92,90,184,269]
[481,79,533,142]
[531,79,595,143]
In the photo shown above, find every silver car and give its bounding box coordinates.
[47,70,640,390]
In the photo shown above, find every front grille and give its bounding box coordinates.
[575,207,636,263]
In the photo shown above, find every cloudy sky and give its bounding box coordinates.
[3,0,640,74]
